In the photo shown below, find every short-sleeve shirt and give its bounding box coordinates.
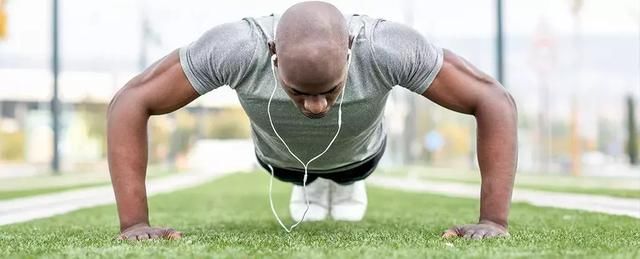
[180,14,443,172]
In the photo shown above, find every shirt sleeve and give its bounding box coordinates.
[179,19,258,95]
[370,20,444,94]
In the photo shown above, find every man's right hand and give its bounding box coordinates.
[118,223,183,241]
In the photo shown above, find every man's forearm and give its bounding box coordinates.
[474,87,518,228]
[107,89,151,232]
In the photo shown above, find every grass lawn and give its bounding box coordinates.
[380,166,640,199]
[1,172,638,258]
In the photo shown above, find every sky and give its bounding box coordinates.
[1,0,638,63]
[0,0,637,154]
[0,0,638,111]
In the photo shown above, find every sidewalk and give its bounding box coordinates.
[0,170,234,226]
[368,176,640,219]
[0,139,259,226]
[3,169,637,227]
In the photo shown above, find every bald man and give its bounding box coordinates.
[108,1,517,241]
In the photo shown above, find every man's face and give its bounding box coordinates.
[269,37,351,119]
[276,63,348,119]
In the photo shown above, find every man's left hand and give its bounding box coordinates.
[441,220,509,239]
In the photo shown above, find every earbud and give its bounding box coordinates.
[267,24,359,233]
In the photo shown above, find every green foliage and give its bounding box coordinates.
[148,110,198,163]
[171,111,198,156]
[76,102,108,156]
[204,108,251,139]
[149,117,171,163]
[0,130,24,161]
[626,95,638,165]
[146,108,250,163]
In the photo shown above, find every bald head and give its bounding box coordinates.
[272,1,350,91]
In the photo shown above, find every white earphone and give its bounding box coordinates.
[266,16,359,233]
[266,45,354,233]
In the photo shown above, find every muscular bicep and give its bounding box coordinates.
[110,50,199,116]
[422,49,499,115]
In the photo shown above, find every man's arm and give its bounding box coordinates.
[107,50,199,240]
[422,49,518,239]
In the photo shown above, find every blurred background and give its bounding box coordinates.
[0,0,638,193]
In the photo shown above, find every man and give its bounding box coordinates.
[108,1,517,241]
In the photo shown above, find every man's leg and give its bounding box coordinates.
[255,154,330,221]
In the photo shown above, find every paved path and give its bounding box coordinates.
[0,170,234,226]
[0,140,258,226]
[368,176,640,219]
[3,170,637,226]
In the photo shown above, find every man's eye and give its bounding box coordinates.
[329,84,342,94]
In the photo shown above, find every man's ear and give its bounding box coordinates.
[267,41,278,67]
[268,41,278,67]
[268,41,277,55]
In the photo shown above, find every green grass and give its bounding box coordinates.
[381,166,640,199]
[1,172,639,258]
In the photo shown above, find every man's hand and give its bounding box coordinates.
[118,223,183,241]
[441,220,509,239]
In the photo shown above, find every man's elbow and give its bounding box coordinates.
[477,84,518,122]
[107,80,147,121]
[107,90,122,117]
[498,86,517,120]
[107,86,130,119]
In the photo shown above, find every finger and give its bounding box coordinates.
[161,228,174,236]
[119,233,135,241]
[484,230,509,239]
[441,229,458,238]
[161,229,182,240]
[136,233,150,240]
[471,231,486,240]
[149,229,165,239]
[167,231,182,240]
[483,231,497,239]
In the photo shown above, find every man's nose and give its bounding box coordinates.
[303,96,328,114]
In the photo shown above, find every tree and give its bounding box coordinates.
[626,95,638,165]
[0,0,7,40]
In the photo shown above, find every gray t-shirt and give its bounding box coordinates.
[179,14,443,172]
